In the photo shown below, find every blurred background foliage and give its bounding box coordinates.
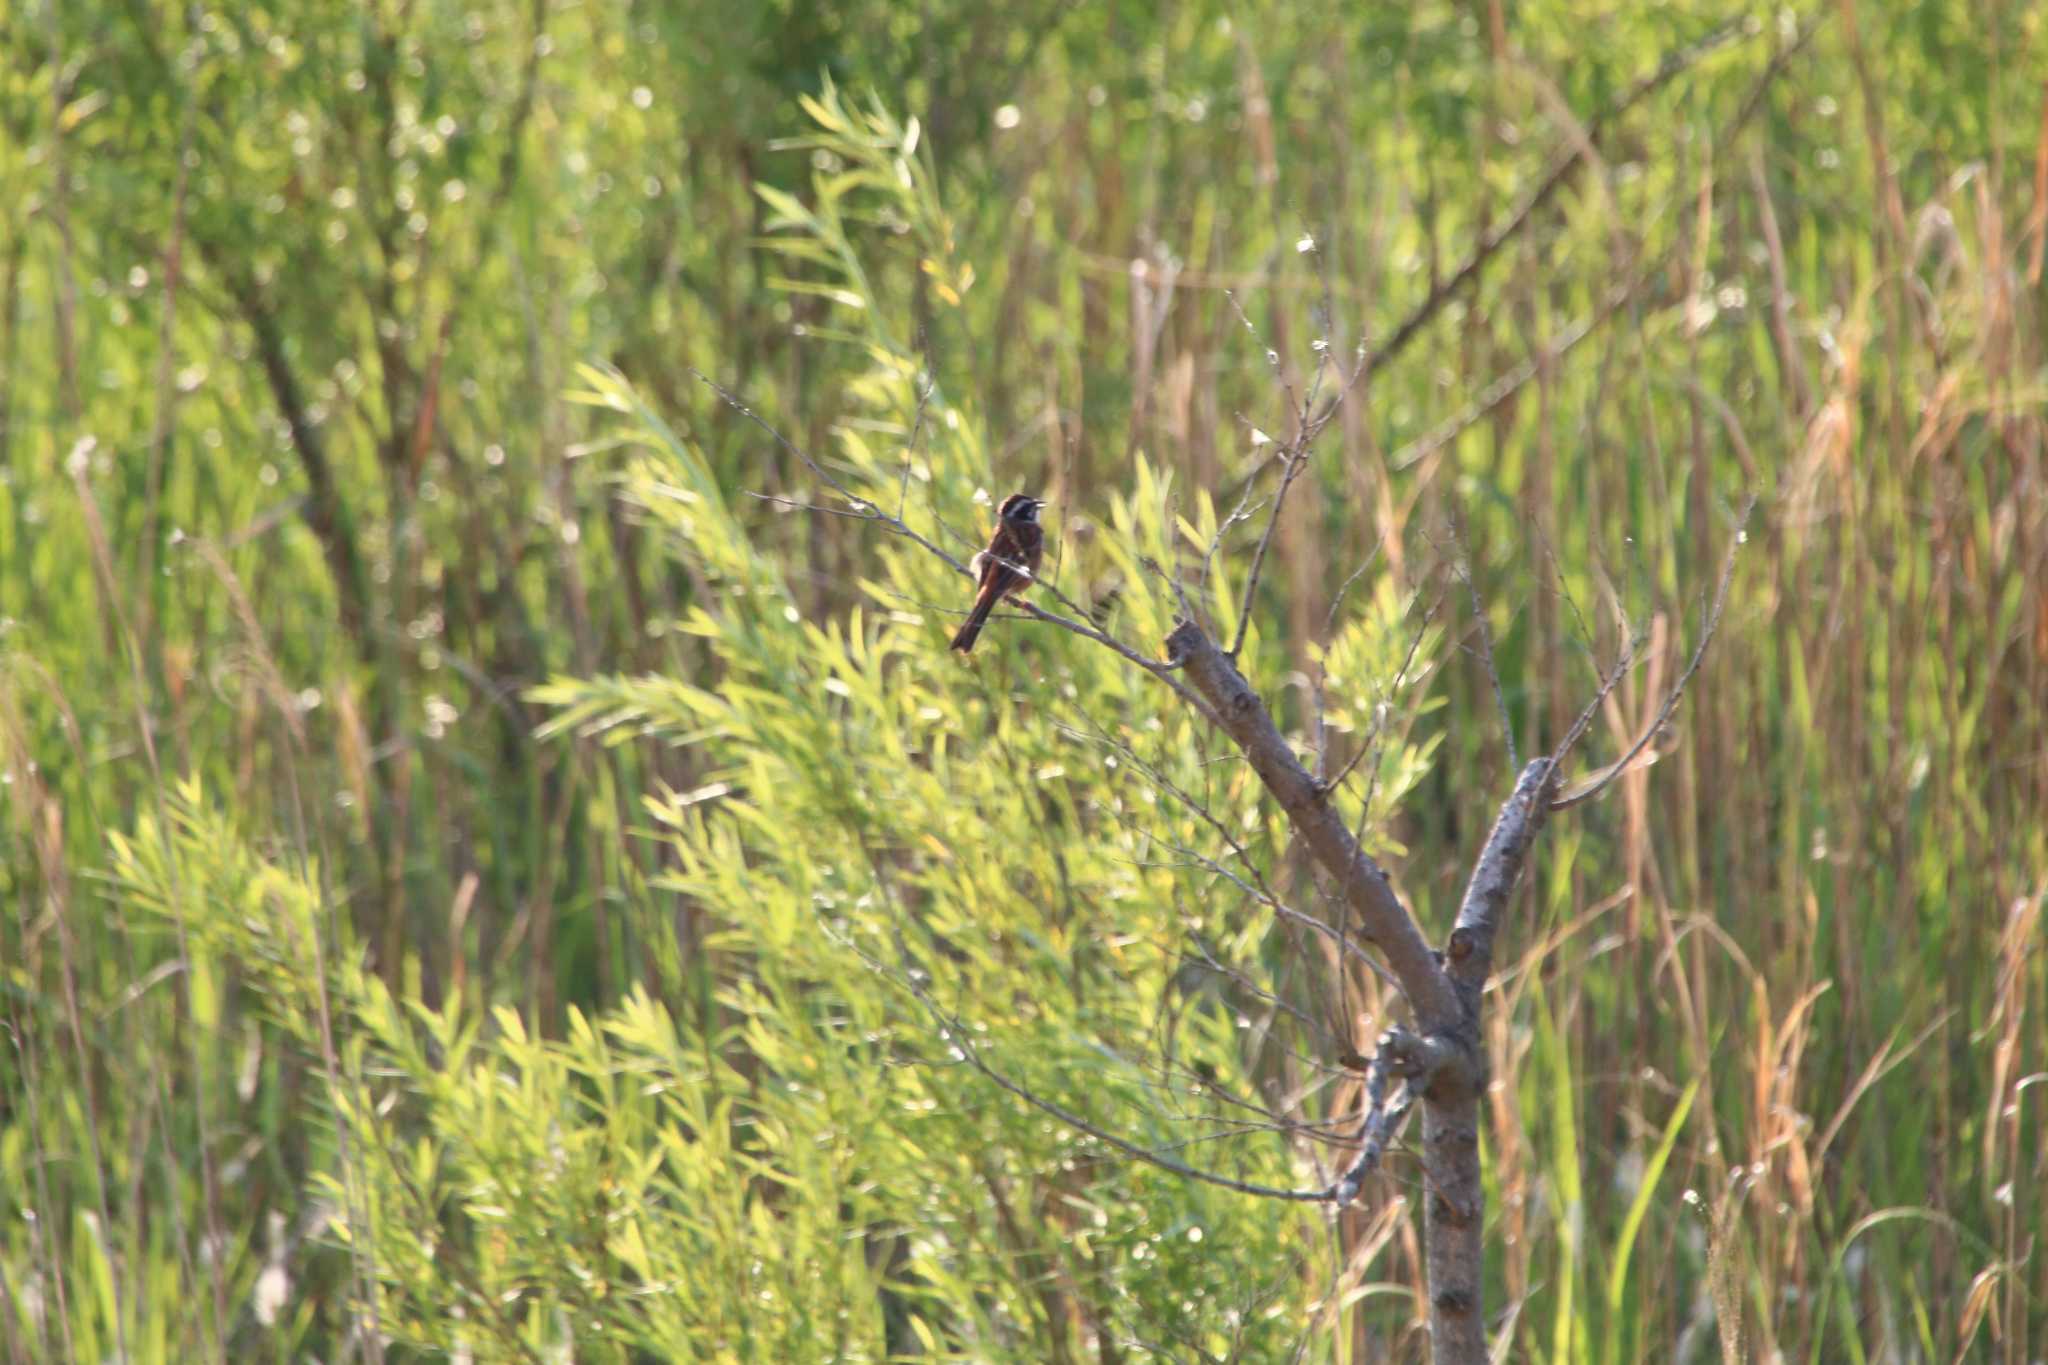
[2,0,2044,1359]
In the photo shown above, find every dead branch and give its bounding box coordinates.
[1165,619,1461,1029]
[1549,494,1753,809]
[1325,1025,1455,1206]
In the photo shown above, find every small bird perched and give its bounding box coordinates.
[950,493,1044,653]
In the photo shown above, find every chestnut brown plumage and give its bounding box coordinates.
[950,494,1044,653]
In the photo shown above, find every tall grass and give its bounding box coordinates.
[2,1,2044,1359]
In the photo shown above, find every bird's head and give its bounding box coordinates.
[997,493,1043,523]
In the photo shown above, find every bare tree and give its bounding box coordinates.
[1161,523,1741,1359]
[709,319,1748,1358]
[692,25,1787,1356]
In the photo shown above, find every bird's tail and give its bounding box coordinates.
[950,592,997,653]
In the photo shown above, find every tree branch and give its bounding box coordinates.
[1420,755,1558,1360]
[697,368,1221,720]
[1443,758,1558,1012]
[906,983,1334,1204]
[1328,18,1753,411]
[1325,1025,1455,1206]
[1549,493,1753,809]
[1164,618,1461,1029]
[216,256,377,658]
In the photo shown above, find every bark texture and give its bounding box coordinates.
[1165,621,1461,1029]
[1427,757,1555,1358]
[1167,617,1555,1364]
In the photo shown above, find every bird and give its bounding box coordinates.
[950,493,1044,653]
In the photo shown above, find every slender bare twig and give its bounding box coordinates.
[1322,547,1385,644]
[1166,620,1462,1028]
[1309,545,1389,784]
[1181,933,1331,1041]
[1322,588,1445,803]
[1317,18,1755,425]
[1528,516,1600,663]
[1224,288,1304,421]
[1075,734,1403,1001]
[1218,285,1336,662]
[1549,633,1641,777]
[908,986,1334,1203]
[1550,493,1753,809]
[1060,719,1287,907]
[697,368,1224,720]
[1447,510,1518,771]
[1136,833,1399,994]
[1139,553,1202,635]
[1198,487,1267,620]
[1325,1025,1457,1205]
[896,357,938,521]
[1228,445,1311,661]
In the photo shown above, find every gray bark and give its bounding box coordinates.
[1167,618,1555,1364]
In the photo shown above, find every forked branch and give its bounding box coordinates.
[1165,619,1463,1032]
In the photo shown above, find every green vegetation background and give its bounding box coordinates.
[3,0,2043,1360]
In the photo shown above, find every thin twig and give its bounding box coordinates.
[1068,713,1397,992]
[1319,17,1755,426]
[698,369,1223,722]
[910,986,1335,1203]
[1143,834,1401,994]
[1550,493,1753,808]
[896,358,937,521]
[1198,487,1267,619]
[1322,547,1384,644]
[1448,510,1518,771]
[1220,286,1330,661]
[1322,588,1444,801]
[1228,447,1310,661]
[1312,545,1384,780]
[1529,515,1600,663]
[1325,1026,1455,1205]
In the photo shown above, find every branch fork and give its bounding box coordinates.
[694,242,1748,1358]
